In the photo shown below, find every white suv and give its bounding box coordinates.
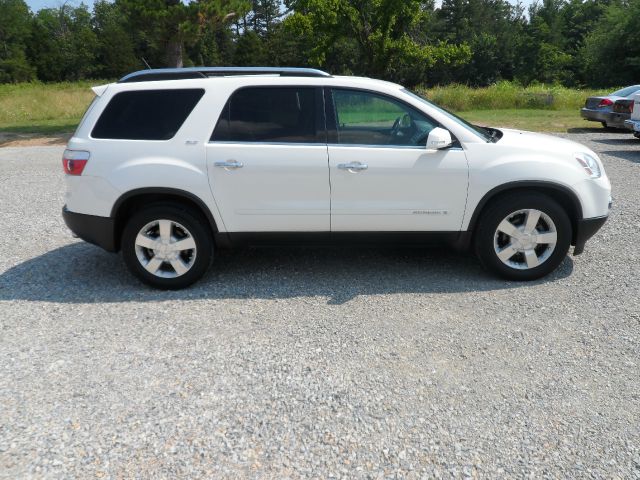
[63,67,611,289]
[624,91,640,138]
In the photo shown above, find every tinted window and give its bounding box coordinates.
[211,87,318,143]
[92,89,204,140]
[332,89,437,146]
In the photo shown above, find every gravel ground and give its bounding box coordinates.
[0,131,639,479]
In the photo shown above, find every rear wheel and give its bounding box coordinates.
[474,193,572,281]
[122,204,213,289]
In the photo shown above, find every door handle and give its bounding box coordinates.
[337,162,368,172]
[214,160,243,170]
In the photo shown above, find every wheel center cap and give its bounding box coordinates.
[518,233,536,250]
[156,243,171,258]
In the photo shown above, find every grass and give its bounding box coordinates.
[0,80,609,136]
[461,109,590,132]
[0,81,103,135]
[418,81,609,111]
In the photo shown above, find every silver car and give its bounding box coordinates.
[581,85,640,128]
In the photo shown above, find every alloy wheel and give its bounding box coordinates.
[493,208,557,270]
[134,219,197,278]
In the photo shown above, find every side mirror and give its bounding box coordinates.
[426,127,453,151]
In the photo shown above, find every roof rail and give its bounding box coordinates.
[118,67,332,83]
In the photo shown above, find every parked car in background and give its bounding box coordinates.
[611,98,635,128]
[623,92,640,138]
[581,85,640,128]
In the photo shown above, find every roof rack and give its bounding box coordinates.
[118,67,332,83]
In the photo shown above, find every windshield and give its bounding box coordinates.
[402,89,493,142]
[610,85,640,97]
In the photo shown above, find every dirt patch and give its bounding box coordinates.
[0,132,71,148]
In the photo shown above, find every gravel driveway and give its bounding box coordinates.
[1,131,639,478]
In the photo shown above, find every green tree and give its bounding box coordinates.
[239,0,283,35]
[233,30,267,65]
[117,0,248,68]
[581,0,640,87]
[27,4,97,81]
[435,0,526,86]
[0,0,35,82]
[282,0,470,85]
[517,0,597,85]
[92,0,139,78]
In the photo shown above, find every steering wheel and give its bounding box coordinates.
[390,116,402,138]
[389,113,415,144]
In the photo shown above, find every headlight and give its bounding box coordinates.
[574,152,601,178]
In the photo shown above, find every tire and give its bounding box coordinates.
[474,192,572,281]
[121,204,213,289]
[601,121,608,128]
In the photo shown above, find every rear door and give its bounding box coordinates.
[326,88,469,232]
[206,86,330,232]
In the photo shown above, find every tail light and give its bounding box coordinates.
[613,100,634,113]
[598,98,613,107]
[62,149,90,175]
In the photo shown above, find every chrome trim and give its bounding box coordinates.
[329,143,464,151]
[338,162,368,172]
[214,160,244,169]
[208,140,464,150]
[208,141,327,147]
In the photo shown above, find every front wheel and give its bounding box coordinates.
[122,204,213,289]
[474,193,572,281]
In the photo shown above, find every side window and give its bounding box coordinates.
[91,89,204,140]
[332,89,437,146]
[211,87,319,143]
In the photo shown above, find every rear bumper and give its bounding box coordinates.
[573,215,608,255]
[62,206,117,252]
[608,112,631,128]
[580,108,610,123]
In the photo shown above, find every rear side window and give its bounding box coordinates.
[92,89,205,140]
[211,87,320,143]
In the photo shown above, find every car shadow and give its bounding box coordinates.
[600,150,640,163]
[592,137,638,146]
[566,127,608,134]
[0,242,574,304]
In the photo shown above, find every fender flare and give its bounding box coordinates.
[465,180,584,242]
[111,187,219,234]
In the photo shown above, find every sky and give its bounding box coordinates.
[27,0,94,10]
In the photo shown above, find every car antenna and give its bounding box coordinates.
[141,57,152,70]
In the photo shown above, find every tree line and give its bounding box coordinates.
[1,0,638,88]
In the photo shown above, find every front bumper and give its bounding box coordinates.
[62,206,117,252]
[573,215,608,255]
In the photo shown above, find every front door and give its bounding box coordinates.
[327,88,469,232]
[206,86,330,232]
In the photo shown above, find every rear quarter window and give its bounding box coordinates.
[91,89,205,140]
